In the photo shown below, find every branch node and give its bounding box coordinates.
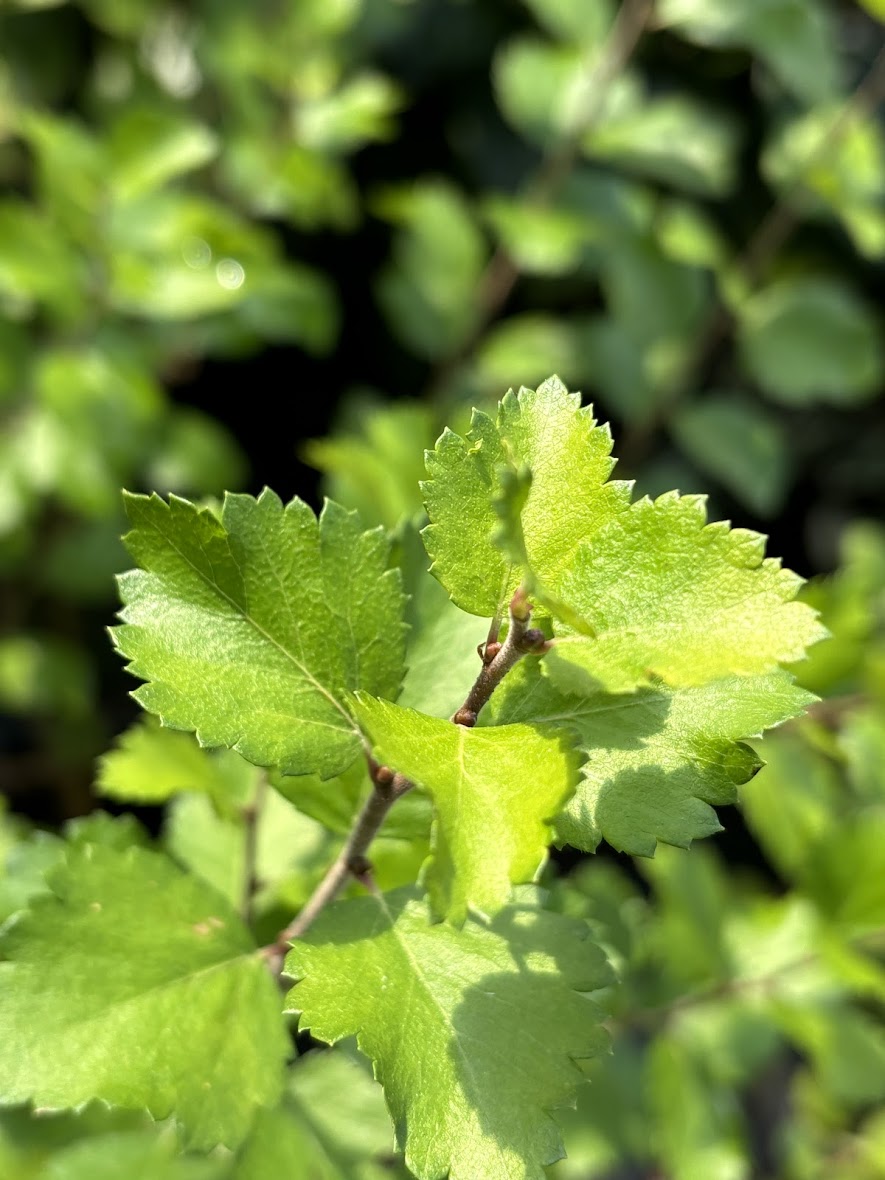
[519,627,550,654]
[453,707,478,728]
[348,853,373,880]
[372,762,395,786]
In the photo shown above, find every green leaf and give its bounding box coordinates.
[396,522,488,721]
[422,377,630,619]
[165,788,332,913]
[671,392,790,517]
[305,399,435,531]
[646,1036,749,1180]
[791,522,885,696]
[740,732,842,882]
[763,107,885,259]
[294,72,402,153]
[493,37,587,145]
[545,492,826,694]
[523,0,615,46]
[234,1049,401,1180]
[0,832,65,925]
[374,181,486,361]
[269,760,432,897]
[97,716,256,808]
[737,278,884,406]
[0,844,288,1150]
[285,888,611,1180]
[286,1050,398,1172]
[803,811,885,935]
[0,200,85,321]
[490,660,814,856]
[354,696,578,922]
[475,315,584,394]
[584,89,739,197]
[481,198,592,277]
[0,1104,153,1180]
[113,490,406,777]
[108,107,219,202]
[147,409,248,498]
[659,0,841,105]
[41,1129,224,1180]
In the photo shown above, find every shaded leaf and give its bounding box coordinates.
[286,888,611,1180]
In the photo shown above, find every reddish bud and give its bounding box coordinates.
[483,641,502,663]
[373,763,395,785]
[521,628,551,654]
[453,707,478,727]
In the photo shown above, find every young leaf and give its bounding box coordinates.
[491,661,815,856]
[354,696,578,922]
[285,888,611,1180]
[423,378,630,619]
[546,492,825,693]
[113,490,406,777]
[0,843,288,1150]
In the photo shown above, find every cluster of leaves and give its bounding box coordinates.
[308,0,884,532]
[0,0,883,1177]
[0,0,400,781]
[4,378,878,1180]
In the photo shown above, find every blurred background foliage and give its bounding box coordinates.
[0,0,884,1177]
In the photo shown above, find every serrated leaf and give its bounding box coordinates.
[422,377,630,619]
[285,888,611,1180]
[113,490,406,778]
[0,844,288,1150]
[97,716,256,809]
[546,492,825,693]
[354,696,578,921]
[491,660,814,856]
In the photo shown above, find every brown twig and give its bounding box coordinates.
[265,587,553,968]
[264,763,413,972]
[453,587,550,727]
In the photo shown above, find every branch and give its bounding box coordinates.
[266,589,551,966]
[453,587,550,727]
[264,762,413,972]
